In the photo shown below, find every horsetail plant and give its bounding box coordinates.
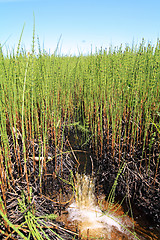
[0,27,159,239]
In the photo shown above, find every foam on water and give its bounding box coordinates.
[68,202,122,231]
[67,174,134,239]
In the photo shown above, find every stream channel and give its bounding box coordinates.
[56,131,160,240]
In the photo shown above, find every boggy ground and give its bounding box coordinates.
[0,127,78,239]
[0,123,159,239]
[66,123,160,238]
[66,123,160,226]
[94,132,160,235]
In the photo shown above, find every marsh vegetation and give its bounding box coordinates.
[0,30,159,239]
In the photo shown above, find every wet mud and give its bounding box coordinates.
[0,123,159,239]
[96,134,160,230]
[67,126,160,238]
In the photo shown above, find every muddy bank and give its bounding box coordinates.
[0,128,78,239]
[97,153,160,229]
[67,125,160,233]
[96,139,160,228]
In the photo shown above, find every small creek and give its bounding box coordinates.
[60,132,160,240]
[58,173,158,240]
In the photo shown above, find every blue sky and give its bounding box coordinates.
[0,0,160,55]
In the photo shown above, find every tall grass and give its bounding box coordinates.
[0,33,159,238]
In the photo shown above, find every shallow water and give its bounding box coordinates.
[66,133,159,239]
[67,202,135,239]
[66,174,144,240]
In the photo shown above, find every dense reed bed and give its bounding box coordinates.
[0,36,159,239]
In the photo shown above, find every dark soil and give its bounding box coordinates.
[0,122,160,239]
[66,123,160,237]
[0,128,79,239]
[95,128,160,235]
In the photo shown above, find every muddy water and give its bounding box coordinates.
[65,132,159,239]
[58,200,158,240]
[67,174,133,239]
[65,174,158,240]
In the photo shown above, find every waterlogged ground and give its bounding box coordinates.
[56,174,159,240]
[67,202,133,239]
[1,126,159,239]
[57,195,158,240]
